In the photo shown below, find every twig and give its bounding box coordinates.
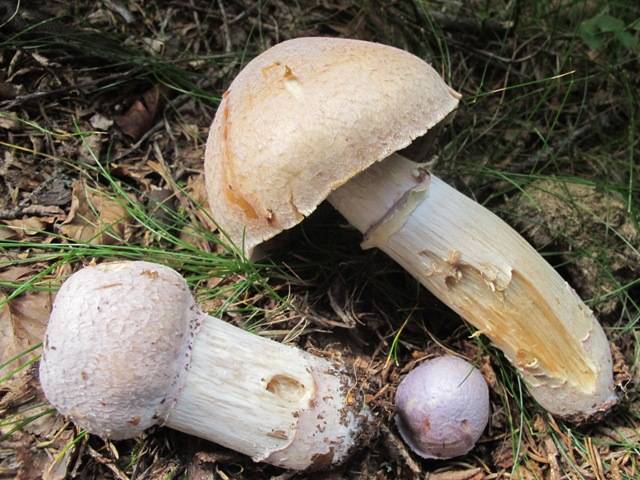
[0,204,65,220]
[0,71,133,110]
[381,424,422,479]
[217,0,232,53]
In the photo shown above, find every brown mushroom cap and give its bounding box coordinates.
[204,37,460,254]
[39,262,197,439]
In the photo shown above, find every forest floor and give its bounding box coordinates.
[0,1,639,479]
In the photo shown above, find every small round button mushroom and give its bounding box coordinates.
[395,355,490,459]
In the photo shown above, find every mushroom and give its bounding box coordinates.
[203,37,616,421]
[39,261,369,471]
[395,355,490,459]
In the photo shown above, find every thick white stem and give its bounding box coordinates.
[329,153,616,420]
[167,312,367,470]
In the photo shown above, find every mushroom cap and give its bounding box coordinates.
[204,37,460,255]
[39,261,198,439]
[395,355,490,459]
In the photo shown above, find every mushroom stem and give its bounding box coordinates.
[329,153,616,420]
[167,311,365,470]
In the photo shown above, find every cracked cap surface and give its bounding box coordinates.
[204,37,460,255]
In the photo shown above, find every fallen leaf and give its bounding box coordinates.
[58,180,129,244]
[0,366,36,411]
[0,226,16,240]
[544,437,561,480]
[115,85,165,141]
[0,264,39,282]
[7,421,76,480]
[1,217,46,238]
[0,290,52,370]
[31,52,52,67]
[142,37,165,54]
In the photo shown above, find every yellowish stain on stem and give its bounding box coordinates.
[417,250,597,392]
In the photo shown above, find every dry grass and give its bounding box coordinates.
[0,0,638,478]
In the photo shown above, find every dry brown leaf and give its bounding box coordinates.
[5,291,50,347]
[58,180,129,244]
[8,423,76,480]
[0,226,17,240]
[0,264,39,282]
[0,410,74,480]
[2,217,46,238]
[115,85,165,141]
[0,290,52,370]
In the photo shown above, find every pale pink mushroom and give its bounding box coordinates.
[395,356,490,459]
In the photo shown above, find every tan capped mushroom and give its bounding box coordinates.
[203,37,616,422]
[39,261,369,471]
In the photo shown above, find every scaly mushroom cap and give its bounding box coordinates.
[39,261,197,439]
[204,37,460,254]
[395,355,490,459]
